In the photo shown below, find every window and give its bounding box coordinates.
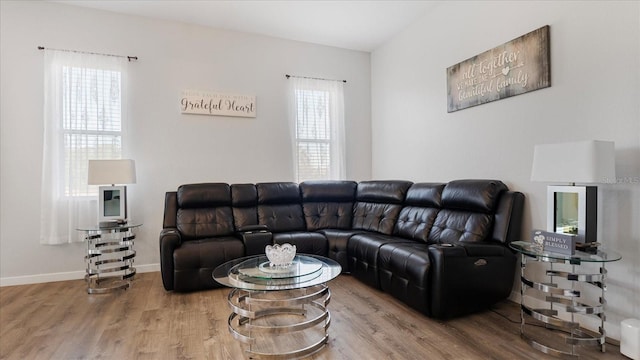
[288,77,345,182]
[295,88,331,180]
[62,66,123,196]
[41,50,129,244]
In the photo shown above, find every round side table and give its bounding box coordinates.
[77,223,142,294]
[509,241,621,358]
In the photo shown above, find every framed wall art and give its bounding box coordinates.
[446,25,550,112]
[180,90,256,118]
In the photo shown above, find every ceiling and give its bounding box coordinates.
[54,0,437,52]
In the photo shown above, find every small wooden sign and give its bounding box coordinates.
[180,90,256,118]
[532,229,576,255]
[447,25,550,112]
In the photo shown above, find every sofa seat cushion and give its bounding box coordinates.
[273,232,328,256]
[378,243,431,314]
[317,229,366,273]
[173,237,244,291]
[347,233,415,289]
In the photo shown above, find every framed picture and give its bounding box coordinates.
[98,185,127,223]
[447,25,550,112]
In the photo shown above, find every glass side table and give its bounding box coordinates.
[77,223,142,294]
[509,241,622,358]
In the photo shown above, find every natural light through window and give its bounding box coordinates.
[62,66,123,196]
[289,77,345,182]
[295,88,332,181]
[41,50,130,244]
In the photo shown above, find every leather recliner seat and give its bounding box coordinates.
[159,179,524,319]
[160,183,245,291]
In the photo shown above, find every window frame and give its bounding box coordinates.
[293,86,336,182]
[59,65,124,198]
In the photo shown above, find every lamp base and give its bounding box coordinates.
[98,185,128,224]
[546,185,597,244]
[99,219,128,228]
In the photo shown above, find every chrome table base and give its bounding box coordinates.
[519,254,607,358]
[82,227,137,294]
[227,284,332,359]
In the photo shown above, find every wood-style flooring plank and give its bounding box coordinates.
[0,272,625,360]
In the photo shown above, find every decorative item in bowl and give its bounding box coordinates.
[532,230,545,252]
[265,243,296,267]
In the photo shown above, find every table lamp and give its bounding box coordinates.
[88,159,137,227]
[531,140,615,244]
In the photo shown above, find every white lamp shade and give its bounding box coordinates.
[88,159,137,185]
[531,140,616,184]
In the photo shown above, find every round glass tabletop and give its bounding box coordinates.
[213,254,342,291]
[509,241,622,263]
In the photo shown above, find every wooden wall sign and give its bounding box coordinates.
[180,90,256,118]
[446,25,550,113]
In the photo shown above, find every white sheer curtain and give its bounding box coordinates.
[287,77,346,182]
[41,50,129,244]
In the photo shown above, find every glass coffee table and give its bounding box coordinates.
[213,254,341,359]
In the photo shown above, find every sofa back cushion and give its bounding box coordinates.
[428,180,507,244]
[394,183,444,242]
[231,183,258,229]
[440,179,507,213]
[352,181,412,234]
[176,183,234,240]
[300,180,357,231]
[428,210,494,244]
[257,182,305,232]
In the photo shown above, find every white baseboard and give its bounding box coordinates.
[509,290,521,303]
[0,263,160,287]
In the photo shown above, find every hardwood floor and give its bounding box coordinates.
[0,272,624,359]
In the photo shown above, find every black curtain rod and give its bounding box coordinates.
[38,46,138,62]
[285,74,346,83]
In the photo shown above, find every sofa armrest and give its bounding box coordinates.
[457,242,513,257]
[493,191,525,244]
[428,243,516,318]
[159,228,182,291]
[237,226,273,256]
[238,224,269,233]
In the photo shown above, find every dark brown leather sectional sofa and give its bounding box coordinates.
[159,179,524,319]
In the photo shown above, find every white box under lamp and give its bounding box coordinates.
[88,159,136,227]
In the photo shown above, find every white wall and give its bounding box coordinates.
[2,0,638,342]
[0,1,371,283]
[372,1,639,340]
